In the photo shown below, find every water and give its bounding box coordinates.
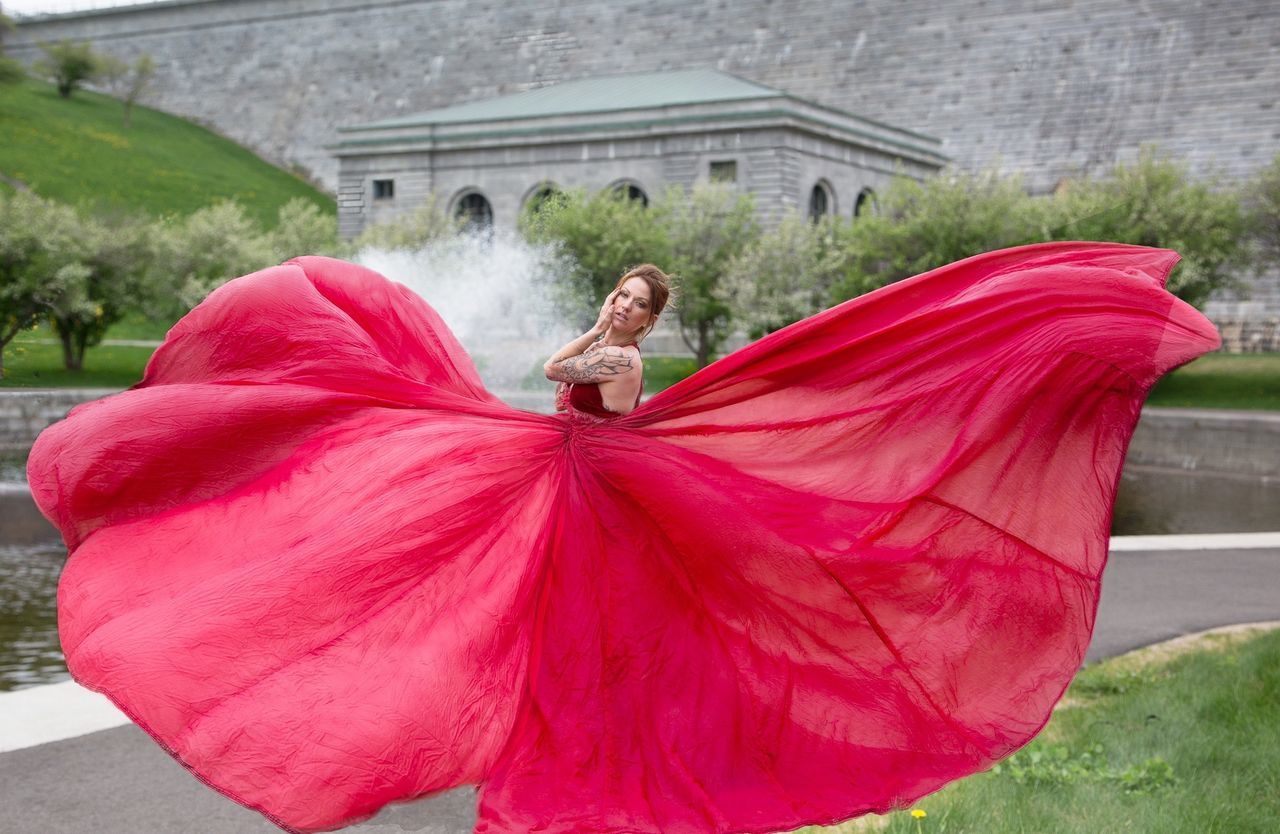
[0,541,65,691]
[354,231,577,395]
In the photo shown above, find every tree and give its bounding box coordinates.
[1242,151,1280,270]
[0,10,25,86]
[34,39,100,98]
[520,187,671,329]
[1048,145,1251,307]
[41,211,153,372]
[828,164,1049,304]
[724,212,852,339]
[267,197,338,261]
[0,192,87,377]
[97,51,154,128]
[658,182,758,367]
[147,200,273,319]
[347,193,465,254]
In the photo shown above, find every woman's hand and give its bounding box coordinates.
[592,290,619,337]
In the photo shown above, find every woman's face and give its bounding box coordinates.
[612,277,654,338]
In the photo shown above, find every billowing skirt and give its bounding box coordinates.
[27,242,1220,833]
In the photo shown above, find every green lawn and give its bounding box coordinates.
[0,78,333,226]
[804,625,1280,834]
[0,335,152,388]
[1146,353,1280,410]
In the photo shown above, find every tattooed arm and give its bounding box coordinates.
[544,344,639,384]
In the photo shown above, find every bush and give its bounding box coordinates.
[1243,151,1280,270]
[1047,145,1251,306]
[349,195,464,253]
[521,186,671,329]
[33,39,101,99]
[147,200,273,317]
[725,212,852,339]
[828,165,1051,305]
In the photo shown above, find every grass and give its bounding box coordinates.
[0,333,152,388]
[1146,353,1280,410]
[0,78,333,226]
[801,624,1280,834]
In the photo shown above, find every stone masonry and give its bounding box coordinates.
[8,0,1280,316]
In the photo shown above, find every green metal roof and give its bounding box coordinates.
[344,68,786,131]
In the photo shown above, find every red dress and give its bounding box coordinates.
[26,243,1220,834]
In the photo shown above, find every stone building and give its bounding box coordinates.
[332,68,946,239]
[8,0,1280,334]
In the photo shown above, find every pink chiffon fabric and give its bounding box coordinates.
[27,242,1220,833]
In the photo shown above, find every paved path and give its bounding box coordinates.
[3,536,1278,834]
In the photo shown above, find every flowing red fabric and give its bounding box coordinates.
[27,242,1219,833]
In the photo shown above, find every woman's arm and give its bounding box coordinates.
[545,344,639,384]
[543,329,603,375]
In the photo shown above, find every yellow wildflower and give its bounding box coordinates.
[910,809,927,819]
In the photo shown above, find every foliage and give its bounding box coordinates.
[662,182,759,366]
[520,186,672,329]
[42,210,154,371]
[268,197,339,261]
[96,52,155,129]
[724,212,852,339]
[147,200,273,318]
[0,191,153,374]
[1243,150,1280,268]
[989,743,1177,794]
[1047,145,1251,307]
[0,191,81,376]
[828,165,1051,305]
[33,39,101,99]
[0,11,24,86]
[0,78,333,226]
[348,194,464,254]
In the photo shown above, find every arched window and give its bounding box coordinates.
[453,191,493,231]
[523,183,565,215]
[609,180,649,207]
[854,187,876,218]
[808,181,834,222]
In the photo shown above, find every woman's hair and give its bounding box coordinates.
[612,263,675,344]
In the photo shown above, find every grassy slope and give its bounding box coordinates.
[0,78,333,226]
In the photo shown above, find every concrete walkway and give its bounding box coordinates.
[3,534,1279,834]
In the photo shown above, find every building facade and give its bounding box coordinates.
[332,69,945,239]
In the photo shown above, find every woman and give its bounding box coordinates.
[544,263,672,418]
[27,242,1219,834]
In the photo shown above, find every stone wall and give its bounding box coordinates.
[0,389,121,455]
[9,0,1280,313]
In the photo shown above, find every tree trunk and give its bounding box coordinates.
[123,102,133,129]
[696,321,711,368]
[59,328,82,371]
[74,332,88,371]
[57,81,72,98]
